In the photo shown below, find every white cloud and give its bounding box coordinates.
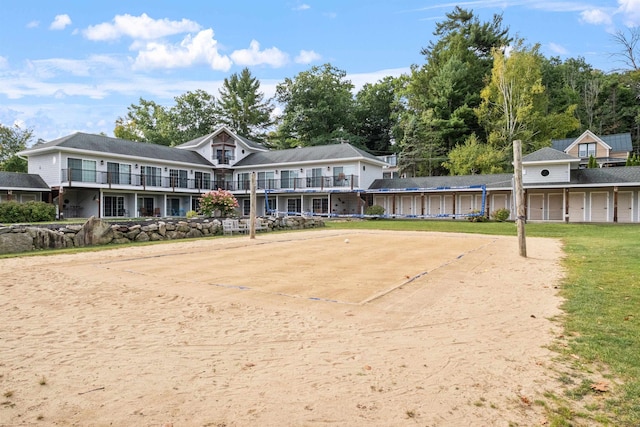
[26,20,39,29]
[548,42,568,55]
[293,4,311,11]
[617,0,640,26]
[50,14,72,30]
[580,8,613,25]
[83,13,201,41]
[0,56,8,69]
[295,49,321,64]
[348,67,410,91]
[133,29,232,71]
[230,40,289,67]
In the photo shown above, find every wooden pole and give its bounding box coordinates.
[249,172,256,239]
[513,140,527,257]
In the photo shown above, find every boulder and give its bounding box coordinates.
[0,232,33,254]
[74,216,115,247]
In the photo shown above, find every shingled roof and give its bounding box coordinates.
[0,172,50,190]
[522,147,579,162]
[552,132,633,152]
[233,143,386,167]
[369,173,514,191]
[21,133,213,166]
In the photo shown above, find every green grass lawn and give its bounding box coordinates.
[326,219,640,426]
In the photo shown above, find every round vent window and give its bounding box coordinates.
[541,169,550,177]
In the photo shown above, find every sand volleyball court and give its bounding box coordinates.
[1,229,564,426]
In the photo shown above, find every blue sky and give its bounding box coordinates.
[0,0,637,143]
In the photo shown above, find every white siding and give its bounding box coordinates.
[523,164,570,184]
[28,153,61,186]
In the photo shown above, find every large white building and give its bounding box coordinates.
[6,127,640,223]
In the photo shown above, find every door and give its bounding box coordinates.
[528,194,544,220]
[458,194,474,215]
[548,194,564,221]
[568,192,585,222]
[443,195,453,215]
[617,191,633,223]
[590,192,609,222]
[428,195,441,216]
[400,196,413,216]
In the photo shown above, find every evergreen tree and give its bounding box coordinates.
[216,68,274,142]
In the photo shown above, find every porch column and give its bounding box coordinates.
[613,186,619,223]
[564,188,570,223]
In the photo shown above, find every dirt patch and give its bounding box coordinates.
[1,229,564,426]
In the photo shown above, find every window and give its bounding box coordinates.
[107,162,131,185]
[312,198,328,214]
[578,143,596,158]
[104,196,125,217]
[309,168,323,187]
[216,148,234,164]
[21,194,37,202]
[194,172,211,190]
[68,158,96,182]
[243,199,251,216]
[287,198,301,214]
[541,169,550,177]
[281,170,298,189]
[141,166,161,187]
[169,169,188,188]
[237,173,250,190]
[258,171,275,189]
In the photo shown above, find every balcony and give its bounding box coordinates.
[235,175,360,192]
[62,169,360,193]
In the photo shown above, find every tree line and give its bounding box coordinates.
[3,7,640,176]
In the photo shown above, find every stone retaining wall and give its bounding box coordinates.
[0,215,325,255]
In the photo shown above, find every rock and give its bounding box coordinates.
[75,216,115,247]
[0,232,33,253]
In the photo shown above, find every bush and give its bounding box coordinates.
[185,210,198,219]
[0,201,56,223]
[365,205,385,216]
[198,189,239,217]
[491,208,511,222]
[467,209,487,222]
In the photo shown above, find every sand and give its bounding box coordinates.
[1,229,565,426]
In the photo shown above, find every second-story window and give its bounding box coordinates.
[578,143,596,158]
[141,166,161,187]
[216,149,234,164]
[107,162,131,185]
[281,170,298,189]
[258,171,275,189]
[237,173,250,190]
[194,171,211,190]
[169,169,188,188]
[68,158,96,182]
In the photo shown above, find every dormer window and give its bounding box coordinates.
[578,143,596,158]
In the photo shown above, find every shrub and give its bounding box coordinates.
[0,201,55,223]
[365,205,385,216]
[491,208,511,222]
[185,210,198,219]
[467,209,487,222]
[198,189,239,217]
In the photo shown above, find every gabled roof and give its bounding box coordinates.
[19,132,213,166]
[522,147,580,163]
[369,173,514,190]
[177,126,268,151]
[233,143,387,167]
[552,131,632,152]
[0,172,50,190]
